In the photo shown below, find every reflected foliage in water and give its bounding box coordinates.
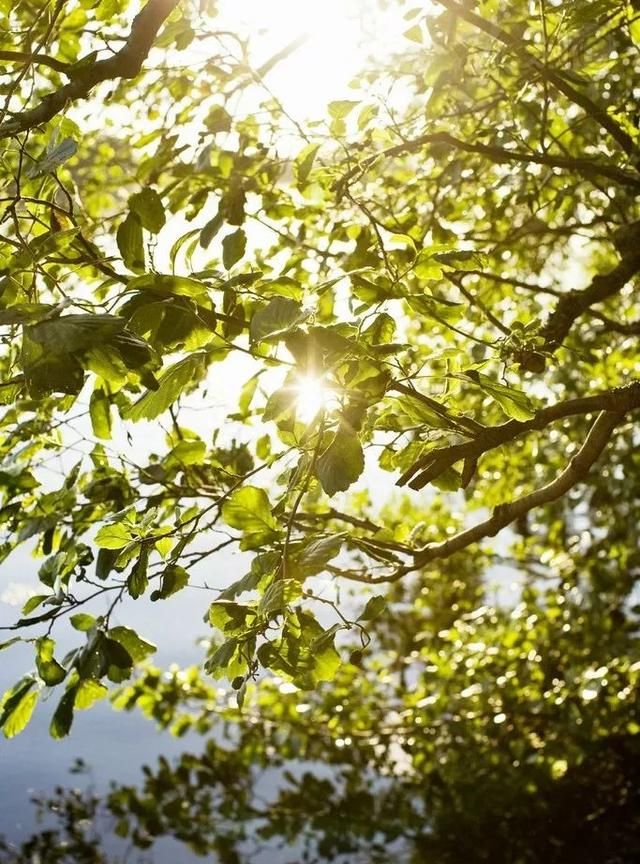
[3,578,640,864]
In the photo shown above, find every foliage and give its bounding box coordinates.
[0,0,640,859]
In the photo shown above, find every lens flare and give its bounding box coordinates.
[294,375,334,423]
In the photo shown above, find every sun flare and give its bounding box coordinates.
[293,375,334,423]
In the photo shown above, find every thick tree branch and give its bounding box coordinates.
[0,0,180,140]
[540,222,640,350]
[434,0,637,157]
[398,380,640,490]
[386,409,624,582]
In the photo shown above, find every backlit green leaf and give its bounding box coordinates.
[316,426,364,496]
[35,637,67,686]
[222,228,246,270]
[50,687,76,739]
[129,188,166,234]
[222,486,280,550]
[250,297,305,344]
[95,522,133,550]
[116,212,145,272]
[124,353,207,421]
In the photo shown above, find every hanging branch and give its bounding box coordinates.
[540,221,640,349]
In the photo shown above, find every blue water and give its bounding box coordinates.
[0,538,230,860]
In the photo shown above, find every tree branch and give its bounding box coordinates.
[540,222,640,350]
[387,409,624,582]
[398,380,640,490]
[0,0,180,140]
[336,131,640,198]
[0,50,71,75]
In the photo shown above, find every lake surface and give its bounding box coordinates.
[0,539,223,861]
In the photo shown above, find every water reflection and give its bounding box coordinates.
[2,721,639,864]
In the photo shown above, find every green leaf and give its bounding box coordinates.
[296,534,344,576]
[328,100,359,119]
[250,297,305,343]
[207,601,256,635]
[74,679,108,710]
[295,143,320,185]
[89,387,112,439]
[117,212,145,272]
[403,24,423,43]
[109,626,156,662]
[127,546,149,599]
[155,536,175,558]
[358,594,387,621]
[124,353,207,421]
[50,687,76,739]
[316,426,365,496]
[225,184,246,226]
[96,547,119,579]
[259,579,297,618]
[70,613,97,632]
[200,208,224,249]
[204,103,232,133]
[221,486,280,550]
[263,385,297,422]
[35,637,67,686]
[22,594,49,615]
[204,638,238,677]
[28,137,77,178]
[150,563,189,600]
[0,637,21,653]
[222,228,247,269]
[258,277,304,300]
[129,188,165,233]
[313,640,341,683]
[22,340,85,397]
[1,678,38,739]
[413,250,444,280]
[103,637,134,670]
[28,314,124,353]
[95,522,133,550]
[2,690,39,739]
[464,371,535,421]
[219,568,263,600]
[238,372,260,415]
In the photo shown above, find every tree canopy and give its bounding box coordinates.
[0,0,640,860]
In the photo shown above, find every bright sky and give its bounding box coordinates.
[215,0,406,118]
